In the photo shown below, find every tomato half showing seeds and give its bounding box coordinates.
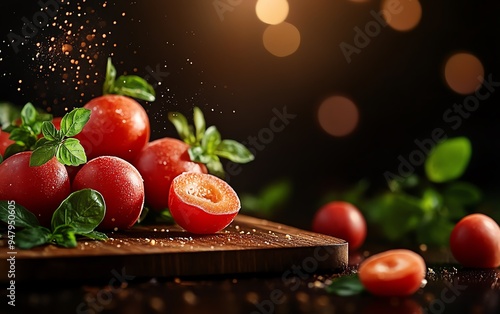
[72,156,145,231]
[168,172,240,234]
[450,213,500,268]
[133,137,207,211]
[358,249,426,297]
[75,95,150,163]
[0,151,71,227]
[312,201,367,251]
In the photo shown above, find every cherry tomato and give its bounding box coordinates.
[312,201,367,251]
[72,156,145,230]
[358,249,426,296]
[450,213,500,268]
[0,151,71,227]
[0,129,15,157]
[75,95,150,163]
[133,137,207,211]
[168,172,240,234]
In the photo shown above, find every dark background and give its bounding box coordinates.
[1,0,499,227]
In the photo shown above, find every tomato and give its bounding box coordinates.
[312,201,367,251]
[358,249,426,296]
[168,172,240,234]
[450,213,500,268]
[72,156,145,231]
[75,95,150,163]
[0,129,15,157]
[0,151,71,227]
[133,137,207,211]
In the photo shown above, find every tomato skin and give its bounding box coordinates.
[0,130,15,157]
[0,151,71,227]
[72,156,145,230]
[75,95,150,163]
[133,137,207,211]
[358,249,426,297]
[312,201,367,251]
[450,213,500,268]
[168,172,240,234]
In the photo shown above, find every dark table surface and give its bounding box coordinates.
[4,247,500,314]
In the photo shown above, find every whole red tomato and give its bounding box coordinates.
[75,95,150,163]
[312,201,367,251]
[72,156,145,230]
[133,137,207,211]
[0,129,15,157]
[358,249,426,297]
[450,213,500,268]
[0,151,71,227]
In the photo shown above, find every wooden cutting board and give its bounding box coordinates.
[0,215,347,282]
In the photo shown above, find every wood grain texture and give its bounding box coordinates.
[0,215,347,282]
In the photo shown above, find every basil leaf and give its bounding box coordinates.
[201,126,221,155]
[443,181,482,206]
[103,57,116,95]
[78,230,108,241]
[168,112,194,144]
[20,102,37,126]
[0,200,40,228]
[51,189,106,234]
[56,138,87,166]
[51,225,77,248]
[30,142,58,167]
[188,146,213,164]
[0,102,21,129]
[112,75,156,102]
[8,127,32,143]
[0,154,3,163]
[193,107,206,143]
[215,139,255,163]
[60,108,91,137]
[206,157,225,178]
[425,137,471,183]
[16,226,52,249]
[4,143,27,159]
[326,275,365,296]
[41,121,59,141]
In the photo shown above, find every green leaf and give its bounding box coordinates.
[420,188,443,214]
[8,127,32,143]
[78,230,108,241]
[60,108,91,137]
[188,146,213,164]
[41,121,59,141]
[16,226,52,249]
[0,201,40,228]
[193,107,206,142]
[206,157,225,178]
[103,57,116,95]
[51,225,77,248]
[30,142,58,166]
[0,102,21,129]
[56,138,87,166]
[201,126,221,155]
[425,137,472,183]
[51,189,106,234]
[20,102,37,126]
[0,154,3,163]
[258,179,292,212]
[3,143,26,159]
[112,75,156,102]
[215,139,255,163]
[416,218,455,247]
[443,181,482,207]
[168,112,194,144]
[326,275,365,296]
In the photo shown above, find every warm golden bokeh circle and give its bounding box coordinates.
[444,52,484,94]
[317,96,360,137]
[381,0,422,32]
[262,22,301,57]
[255,0,289,25]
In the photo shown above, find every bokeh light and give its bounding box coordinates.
[262,22,301,57]
[317,96,359,137]
[381,0,422,32]
[444,52,484,95]
[255,0,289,25]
